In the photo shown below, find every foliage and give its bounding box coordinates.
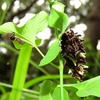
[0,0,100,100]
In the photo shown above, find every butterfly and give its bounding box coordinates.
[61,28,88,81]
[5,33,24,45]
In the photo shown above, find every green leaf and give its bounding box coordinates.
[39,80,53,100]
[39,40,60,66]
[0,11,48,48]
[18,11,48,45]
[53,87,70,100]
[50,1,65,12]
[74,76,100,97]
[0,22,17,33]
[35,38,42,46]
[65,76,100,97]
[48,1,68,33]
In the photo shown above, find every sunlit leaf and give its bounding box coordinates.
[74,76,100,97]
[48,1,68,33]
[17,11,48,45]
[0,11,48,48]
[64,76,100,97]
[0,22,17,33]
[50,1,65,12]
[39,40,60,66]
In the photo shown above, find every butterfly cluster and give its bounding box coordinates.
[61,28,88,81]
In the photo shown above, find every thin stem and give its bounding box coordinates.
[0,82,39,95]
[35,46,44,57]
[0,75,71,90]
[59,54,64,100]
[50,63,59,69]
[30,60,50,75]
[24,74,71,88]
[54,27,64,100]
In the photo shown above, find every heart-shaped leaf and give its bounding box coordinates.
[64,76,100,97]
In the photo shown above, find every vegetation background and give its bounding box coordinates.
[0,0,100,100]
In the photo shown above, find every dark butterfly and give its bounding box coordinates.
[61,28,88,81]
[5,33,24,45]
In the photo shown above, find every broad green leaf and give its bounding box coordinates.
[65,76,100,97]
[0,22,17,33]
[50,1,65,12]
[53,87,70,100]
[39,40,60,66]
[39,80,53,100]
[48,1,68,33]
[74,76,100,97]
[0,11,48,48]
[18,11,48,45]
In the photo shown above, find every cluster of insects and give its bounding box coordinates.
[4,33,24,45]
[61,28,88,81]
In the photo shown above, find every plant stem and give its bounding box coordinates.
[59,54,64,100]
[24,74,71,88]
[0,82,39,95]
[35,46,58,69]
[30,60,50,75]
[54,27,64,100]
[9,46,32,100]
[35,46,44,57]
